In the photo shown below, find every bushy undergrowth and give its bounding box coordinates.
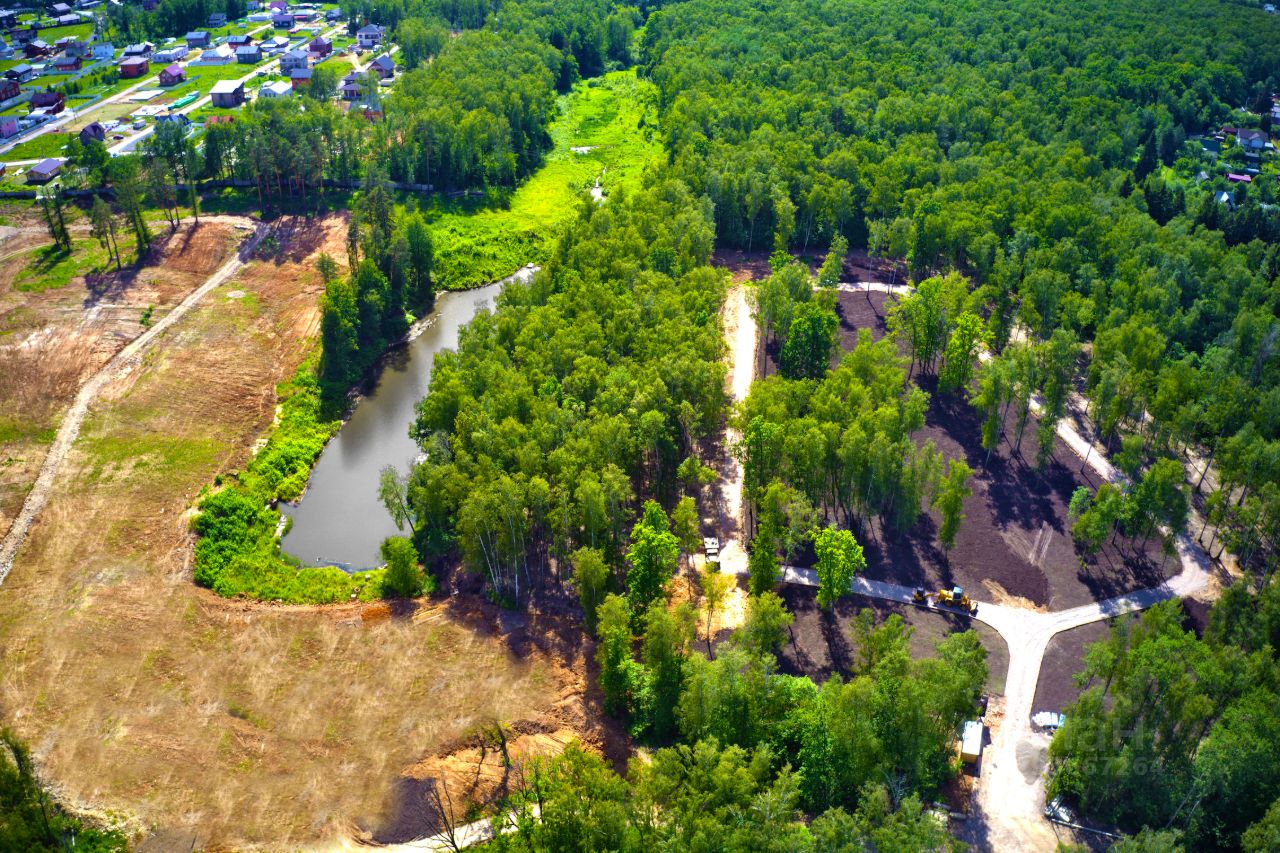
[191,363,386,603]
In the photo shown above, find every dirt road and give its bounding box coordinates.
[720,277,1220,851]
[0,219,267,587]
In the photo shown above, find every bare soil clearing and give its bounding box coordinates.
[776,586,1010,695]
[0,215,583,849]
[0,210,241,541]
[777,289,1179,612]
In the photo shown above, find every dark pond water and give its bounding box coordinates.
[281,268,533,570]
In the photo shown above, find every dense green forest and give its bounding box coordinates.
[147,0,1280,844]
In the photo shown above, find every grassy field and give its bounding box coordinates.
[421,68,663,290]
[1,129,76,162]
[12,238,115,292]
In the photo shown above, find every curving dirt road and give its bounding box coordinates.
[723,277,1220,851]
[0,219,267,587]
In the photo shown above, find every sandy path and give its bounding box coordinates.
[0,219,266,586]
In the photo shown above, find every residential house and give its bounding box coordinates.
[259,35,288,51]
[50,54,81,72]
[4,63,35,82]
[1227,173,1253,184]
[258,78,291,98]
[209,79,245,107]
[199,43,234,64]
[0,77,18,100]
[307,35,330,57]
[367,53,393,79]
[50,3,72,15]
[10,27,36,45]
[118,55,148,77]
[78,120,106,145]
[158,62,184,85]
[279,47,308,71]
[207,11,226,27]
[293,9,315,21]
[288,66,310,88]
[91,41,114,60]
[24,39,52,57]
[1238,128,1269,153]
[29,90,65,113]
[123,42,153,57]
[339,74,361,100]
[358,103,381,121]
[1215,190,1235,209]
[27,157,64,183]
[153,45,188,62]
[0,114,18,138]
[155,111,190,127]
[0,9,16,28]
[246,12,271,22]
[268,0,287,12]
[185,30,210,48]
[356,24,382,48]
[0,36,11,59]
[235,43,260,62]
[53,13,79,25]
[64,38,89,57]
[227,33,253,48]
[271,12,293,28]
[324,7,340,20]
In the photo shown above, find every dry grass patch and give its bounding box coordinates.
[0,214,580,849]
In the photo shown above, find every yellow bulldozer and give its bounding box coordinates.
[937,585,977,614]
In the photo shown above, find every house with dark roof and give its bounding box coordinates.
[0,78,19,100]
[123,41,153,57]
[29,90,65,113]
[289,66,311,88]
[227,34,254,47]
[0,114,18,138]
[0,36,12,59]
[51,54,80,72]
[308,35,330,57]
[185,30,210,48]
[50,3,72,15]
[235,43,261,63]
[0,9,17,28]
[159,62,185,85]
[118,55,148,77]
[155,111,191,127]
[367,53,394,79]
[1238,128,1269,153]
[53,13,78,25]
[24,39,52,57]
[207,11,226,27]
[79,120,106,144]
[271,12,293,27]
[10,26,36,45]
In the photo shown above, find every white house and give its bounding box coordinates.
[356,24,383,48]
[198,44,235,64]
[258,79,291,98]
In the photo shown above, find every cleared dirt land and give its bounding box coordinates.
[0,205,242,542]
[775,289,1177,612]
[0,215,588,849]
[776,586,1010,696]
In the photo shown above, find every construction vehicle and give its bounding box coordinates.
[912,587,927,604]
[937,585,977,614]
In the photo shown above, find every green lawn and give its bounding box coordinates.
[2,129,75,161]
[13,238,114,292]
[418,68,663,290]
[37,22,94,42]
